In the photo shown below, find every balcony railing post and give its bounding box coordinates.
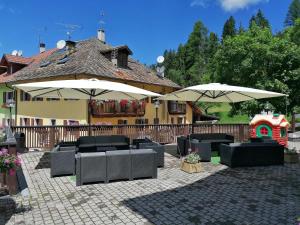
[49,126,56,148]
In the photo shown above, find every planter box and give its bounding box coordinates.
[0,173,6,187]
[284,153,299,163]
[180,161,202,173]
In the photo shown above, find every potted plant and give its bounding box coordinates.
[0,148,21,194]
[284,148,299,163]
[120,99,128,112]
[180,153,202,173]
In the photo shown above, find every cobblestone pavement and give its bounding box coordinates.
[3,152,300,225]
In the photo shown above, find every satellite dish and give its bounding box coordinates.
[56,40,66,49]
[157,56,164,64]
[11,50,18,56]
[17,50,23,56]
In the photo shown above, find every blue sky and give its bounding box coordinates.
[0,0,292,65]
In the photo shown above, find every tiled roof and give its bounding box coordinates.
[0,49,57,83]
[9,38,180,88]
[3,54,33,65]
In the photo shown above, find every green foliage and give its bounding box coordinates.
[160,8,299,117]
[249,9,270,29]
[185,152,200,164]
[285,0,300,26]
[222,16,236,41]
[210,23,300,113]
[291,18,300,45]
[161,21,217,87]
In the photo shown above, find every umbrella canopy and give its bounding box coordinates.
[13,79,161,100]
[158,83,286,103]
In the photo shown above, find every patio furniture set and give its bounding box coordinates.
[177,133,284,168]
[50,135,164,186]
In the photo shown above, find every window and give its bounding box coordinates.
[32,97,43,101]
[50,119,56,126]
[33,118,43,126]
[256,124,272,137]
[20,117,30,126]
[46,98,60,101]
[135,119,148,125]
[68,120,79,125]
[280,128,287,137]
[20,90,31,101]
[118,120,128,125]
[3,91,14,104]
[177,117,184,124]
[2,118,15,127]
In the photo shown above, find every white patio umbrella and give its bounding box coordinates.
[158,83,287,102]
[13,78,160,101]
[13,79,161,132]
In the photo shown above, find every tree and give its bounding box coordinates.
[291,18,300,45]
[285,0,300,26]
[210,23,300,114]
[222,16,236,41]
[249,10,270,29]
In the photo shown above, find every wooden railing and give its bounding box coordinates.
[11,124,250,149]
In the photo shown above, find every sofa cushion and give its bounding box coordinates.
[95,136,112,145]
[78,136,96,145]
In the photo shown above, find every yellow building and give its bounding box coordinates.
[8,32,196,126]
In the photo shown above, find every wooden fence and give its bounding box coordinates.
[12,124,250,149]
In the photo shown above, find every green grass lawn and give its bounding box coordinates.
[207,103,249,124]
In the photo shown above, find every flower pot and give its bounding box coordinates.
[0,172,6,187]
[180,161,202,173]
[284,153,299,163]
[6,173,17,195]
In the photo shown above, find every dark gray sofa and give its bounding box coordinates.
[76,152,107,186]
[138,142,164,167]
[75,149,157,186]
[220,142,284,168]
[190,139,211,162]
[131,149,157,179]
[77,135,130,152]
[50,145,76,177]
[188,133,234,153]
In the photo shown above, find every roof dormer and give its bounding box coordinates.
[101,46,133,68]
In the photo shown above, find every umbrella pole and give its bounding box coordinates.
[88,96,92,136]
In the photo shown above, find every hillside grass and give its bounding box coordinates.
[207,103,249,124]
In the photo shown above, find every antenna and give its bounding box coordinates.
[56,23,82,40]
[34,26,47,48]
[99,10,105,29]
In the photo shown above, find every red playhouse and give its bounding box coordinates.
[250,114,289,146]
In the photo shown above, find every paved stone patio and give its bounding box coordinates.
[2,151,300,225]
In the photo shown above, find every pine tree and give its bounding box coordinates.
[222,16,236,41]
[256,10,270,28]
[285,0,300,26]
[249,10,270,29]
[238,23,245,34]
[207,32,219,58]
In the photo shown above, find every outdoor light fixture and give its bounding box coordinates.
[154,100,160,124]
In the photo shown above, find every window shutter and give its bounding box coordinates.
[3,92,6,103]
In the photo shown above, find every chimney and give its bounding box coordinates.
[97,29,105,43]
[39,43,46,53]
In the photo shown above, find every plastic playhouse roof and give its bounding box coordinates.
[250,114,289,127]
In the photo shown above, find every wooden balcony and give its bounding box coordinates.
[91,100,146,117]
[168,101,186,115]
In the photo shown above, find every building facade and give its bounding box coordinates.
[3,32,197,126]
